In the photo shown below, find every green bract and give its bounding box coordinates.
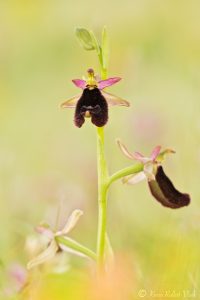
[75,28,97,51]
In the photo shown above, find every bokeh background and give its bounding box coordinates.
[0,0,200,299]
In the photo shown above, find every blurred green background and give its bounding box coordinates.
[0,0,200,299]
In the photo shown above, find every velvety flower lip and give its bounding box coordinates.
[74,88,108,127]
[149,166,190,209]
[61,69,130,128]
[117,140,190,209]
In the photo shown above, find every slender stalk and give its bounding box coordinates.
[95,136,143,270]
[108,163,143,187]
[96,126,109,270]
[56,236,97,261]
[96,47,109,271]
[95,36,143,271]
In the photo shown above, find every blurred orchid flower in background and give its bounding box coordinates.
[3,263,27,297]
[27,209,88,270]
[61,68,130,128]
[117,140,190,209]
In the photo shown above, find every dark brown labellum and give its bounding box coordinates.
[74,88,108,128]
[148,166,190,209]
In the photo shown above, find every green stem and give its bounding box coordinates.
[96,44,109,271]
[95,32,143,271]
[108,163,143,187]
[75,28,144,272]
[95,140,143,270]
[56,236,97,261]
[96,126,109,270]
[98,51,107,80]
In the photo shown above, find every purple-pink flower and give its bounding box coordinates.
[61,68,130,128]
[117,140,190,209]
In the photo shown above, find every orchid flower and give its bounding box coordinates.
[61,68,130,128]
[27,209,96,270]
[117,140,190,209]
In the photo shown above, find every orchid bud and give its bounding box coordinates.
[75,28,96,51]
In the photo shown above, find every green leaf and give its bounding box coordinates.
[75,27,96,51]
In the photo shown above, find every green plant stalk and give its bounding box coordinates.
[56,236,97,261]
[95,45,143,270]
[108,163,143,187]
[96,126,109,269]
[98,50,107,80]
[96,37,113,269]
[96,31,143,270]
[96,138,144,269]
[96,47,109,270]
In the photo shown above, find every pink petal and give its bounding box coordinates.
[98,77,121,90]
[150,145,161,161]
[72,79,86,89]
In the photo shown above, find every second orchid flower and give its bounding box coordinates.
[117,140,190,209]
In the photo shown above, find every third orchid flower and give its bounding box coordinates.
[61,68,130,128]
[117,140,190,209]
[27,209,96,270]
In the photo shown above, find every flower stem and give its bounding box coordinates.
[96,126,109,271]
[95,39,110,272]
[56,236,97,261]
[108,163,143,187]
[95,136,143,270]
